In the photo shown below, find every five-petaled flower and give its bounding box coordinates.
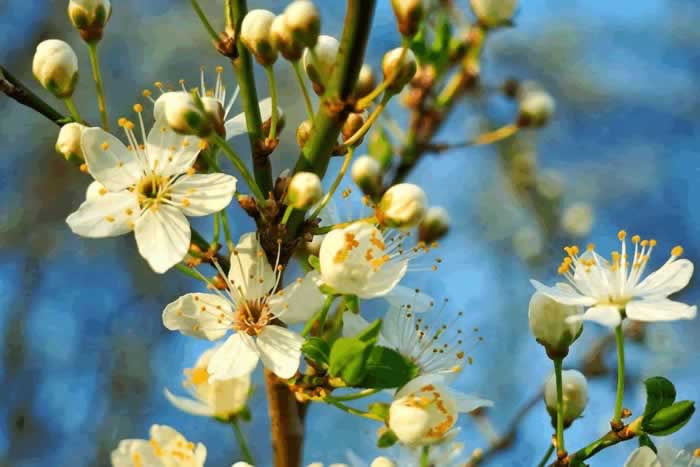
[531,230,696,328]
[162,233,325,380]
[111,424,207,467]
[66,108,237,273]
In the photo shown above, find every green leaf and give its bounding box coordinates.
[377,429,398,448]
[328,337,374,386]
[308,255,320,270]
[356,319,382,344]
[302,337,330,367]
[642,400,695,436]
[643,377,676,419]
[360,346,420,389]
[638,434,657,453]
[368,402,390,421]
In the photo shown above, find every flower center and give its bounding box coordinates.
[234,299,271,336]
[136,174,171,208]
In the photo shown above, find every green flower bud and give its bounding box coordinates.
[351,155,383,197]
[382,48,417,93]
[391,0,423,37]
[354,64,376,99]
[544,370,589,426]
[68,0,112,42]
[284,0,321,48]
[518,86,555,128]
[164,92,220,138]
[240,9,278,66]
[303,35,339,95]
[528,292,583,357]
[418,206,449,244]
[271,14,303,61]
[32,40,79,98]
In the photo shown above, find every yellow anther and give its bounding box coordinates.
[586,243,595,251]
[79,163,88,172]
[118,117,128,127]
[125,121,135,130]
[671,245,684,257]
[101,142,110,150]
[154,81,163,88]
[186,167,196,176]
[693,448,700,458]
[216,66,224,73]
[617,230,626,241]
[99,187,108,196]
[650,239,657,247]
[125,208,133,215]
[631,235,640,244]
[189,367,209,385]
[142,89,152,98]
[640,240,649,247]
[199,140,209,150]
[133,103,144,113]
[104,216,115,223]
[179,79,185,85]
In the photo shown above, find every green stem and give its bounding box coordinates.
[221,209,234,252]
[554,358,566,454]
[190,0,221,42]
[280,205,294,225]
[293,60,315,121]
[231,418,255,465]
[613,323,626,424]
[87,42,109,130]
[210,133,266,205]
[330,388,380,402]
[301,295,335,337]
[323,397,383,421]
[212,212,221,247]
[264,65,279,140]
[63,97,83,123]
[537,444,555,467]
[309,147,354,220]
[420,446,430,467]
[175,263,207,282]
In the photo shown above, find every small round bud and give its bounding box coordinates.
[351,155,383,196]
[418,206,449,243]
[391,0,423,37]
[303,35,339,95]
[518,88,555,128]
[287,172,323,210]
[68,0,112,42]
[382,48,417,93]
[284,0,321,48]
[164,92,215,137]
[561,202,594,238]
[296,119,314,148]
[56,122,87,160]
[240,9,278,66]
[469,0,518,29]
[544,370,589,426]
[271,14,303,61]
[354,64,375,99]
[341,113,365,144]
[528,292,583,357]
[371,457,396,467]
[377,183,427,228]
[32,40,79,98]
[512,226,543,261]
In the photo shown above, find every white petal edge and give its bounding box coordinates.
[66,191,139,238]
[384,285,435,313]
[626,300,697,322]
[164,388,214,417]
[168,173,237,217]
[162,292,232,341]
[624,446,661,467]
[452,392,493,413]
[228,233,276,300]
[634,259,694,298]
[134,205,191,273]
[82,127,143,191]
[530,279,598,306]
[208,333,260,381]
[270,271,325,324]
[567,305,621,328]
[256,325,303,379]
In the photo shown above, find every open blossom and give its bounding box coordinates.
[625,446,700,467]
[111,424,206,467]
[388,374,492,446]
[66,111,237,273]
[319,221,437,299]
[531,231,696,328]
[163,233,324,380]
[165,345,250,419]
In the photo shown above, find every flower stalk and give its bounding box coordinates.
[612,323,626,427]
[231,417,255,465]
[87,42,109,130]
[553,358,566,456]
[264,65,279,140]
[292,60,315,121]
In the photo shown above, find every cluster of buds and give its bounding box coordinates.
[68,0,112,42]
[376,183,428,229]
[544,369,589,426]
[32,40,79,98]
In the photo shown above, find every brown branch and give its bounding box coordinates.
[0,65,67,126]
[264,370,307,467]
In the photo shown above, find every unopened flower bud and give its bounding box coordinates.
[68,0,112,42]
[528,292,582,357]
[271,14,303,61]
[287,172,323,210]
[164,92,214,137]
[351,155,383,196]
[561,202,594,238]
[303,35,339,95]
[544,370,589,426]
[382,48,417,93]
[371,457,396,467]
[56,122,87,160]
[355,64,375,99]
[377,183,427,228]
[32,40,79,98]
[201,96,226,137]
[240,9,278,66]
[296,119,313,148]
[259,97,285,137]
[342,113,365,144]
[284,0,321,48]
[418,206,449,243]
[391,0,423,37]
[518,88,555,128]
[469,0,518,29]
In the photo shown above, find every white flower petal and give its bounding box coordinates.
[111,439,160,467]
[85,180,106,201]
[626,300,697,322]
[567,305,621,328]
[530,279,597,306]
[452,392,493,413]
[624,446,661,467]
[208,333,260,381]
[384,285,435,312]
[82,127,142,191]
[134,205,191,273]
[256,325,303,379]
[357,260,408,299]
[164,388,215,417]
[634,259,694,298]
[66,191,140,238]
[228,233,276,299]
[146,119,201,177]
[162,293,232,340]
[269,271,325,324]
[168,173,237,217]
[224,97,279,140]
[194,444,207,465]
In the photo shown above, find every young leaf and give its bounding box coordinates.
[302,337,330,367]
[642,400,695,436]
[368,402,390,421]
[360,346,419,389]
[377,429,398,448]
[328,337,374,386]
[356,319,382,344]
[643,377,676,419]
[638,434,657,453]
[308,255,320,270]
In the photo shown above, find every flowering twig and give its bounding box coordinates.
[0,65,67,126]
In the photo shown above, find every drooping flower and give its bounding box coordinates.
[531,231,696,328]
[388,374,492,446]
[164,345,250,419]
[625,446,700,467]
[66,109,237,273]
[163,233,325,380]
[111,424,207,467]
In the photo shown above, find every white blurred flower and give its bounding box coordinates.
[469,0,518,29]
[625,446,700,467]
[66,113,237,273]
[165,345,250,418]
[163,233,325,380]
[111,424,206,467]
[512,226,543,261]
[561,202,594,238]
[531,231,696,328]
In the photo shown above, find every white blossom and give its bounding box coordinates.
[625,446,700,467]
[111,424,206,467]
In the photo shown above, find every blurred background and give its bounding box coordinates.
[1,0,699,465]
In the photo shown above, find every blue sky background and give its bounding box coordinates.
[1,0,699,466]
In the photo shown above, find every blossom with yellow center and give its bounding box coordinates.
[531,230,696,328]
[110,424,206,467]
